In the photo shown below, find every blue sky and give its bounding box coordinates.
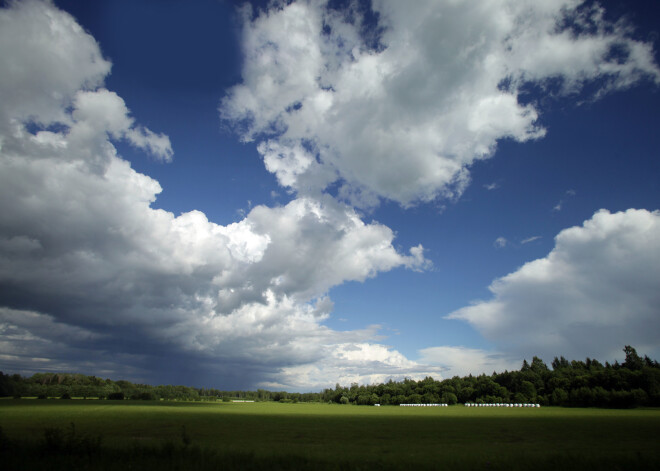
[1,0,659,390]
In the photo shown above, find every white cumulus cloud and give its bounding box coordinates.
[269,342,445,391]
[448,209,660,362]
[221,0,659,207]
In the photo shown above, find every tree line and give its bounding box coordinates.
[0,372,322,403]
[1,346,658,408]
[320,346,660,408]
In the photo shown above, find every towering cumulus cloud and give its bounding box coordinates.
[0,0,433,389]
[447,209,660,364]
[222,0,659,207]
[417,210,660,377]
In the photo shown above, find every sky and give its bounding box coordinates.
[0,0,659,391]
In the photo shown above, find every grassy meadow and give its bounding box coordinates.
[1,400,660,470]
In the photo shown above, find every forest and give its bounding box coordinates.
[1,346,658,408]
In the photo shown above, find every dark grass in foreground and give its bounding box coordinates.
[2,401,660,470]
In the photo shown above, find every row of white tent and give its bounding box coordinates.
[464,403,540,407]
[398,403,449,407]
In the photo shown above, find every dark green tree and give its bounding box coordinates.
[623,346,643,370]
[441,392,458,405]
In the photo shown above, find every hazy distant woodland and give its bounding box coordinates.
[2,346,658,408]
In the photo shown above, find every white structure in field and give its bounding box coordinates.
[399,403,448,407]
[463,403,540,407]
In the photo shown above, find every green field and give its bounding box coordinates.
[1,400,660,470]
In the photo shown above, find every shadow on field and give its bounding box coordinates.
[1,422,400,471]
[2,419,660,471]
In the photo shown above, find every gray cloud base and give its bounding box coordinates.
[0,0,435,389]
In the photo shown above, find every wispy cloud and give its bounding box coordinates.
[484,182,500,191]
[494,237,508,249]
[553,189,577,212]
[521,236,542,244]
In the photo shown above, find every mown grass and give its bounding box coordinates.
[1,400,659,470]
